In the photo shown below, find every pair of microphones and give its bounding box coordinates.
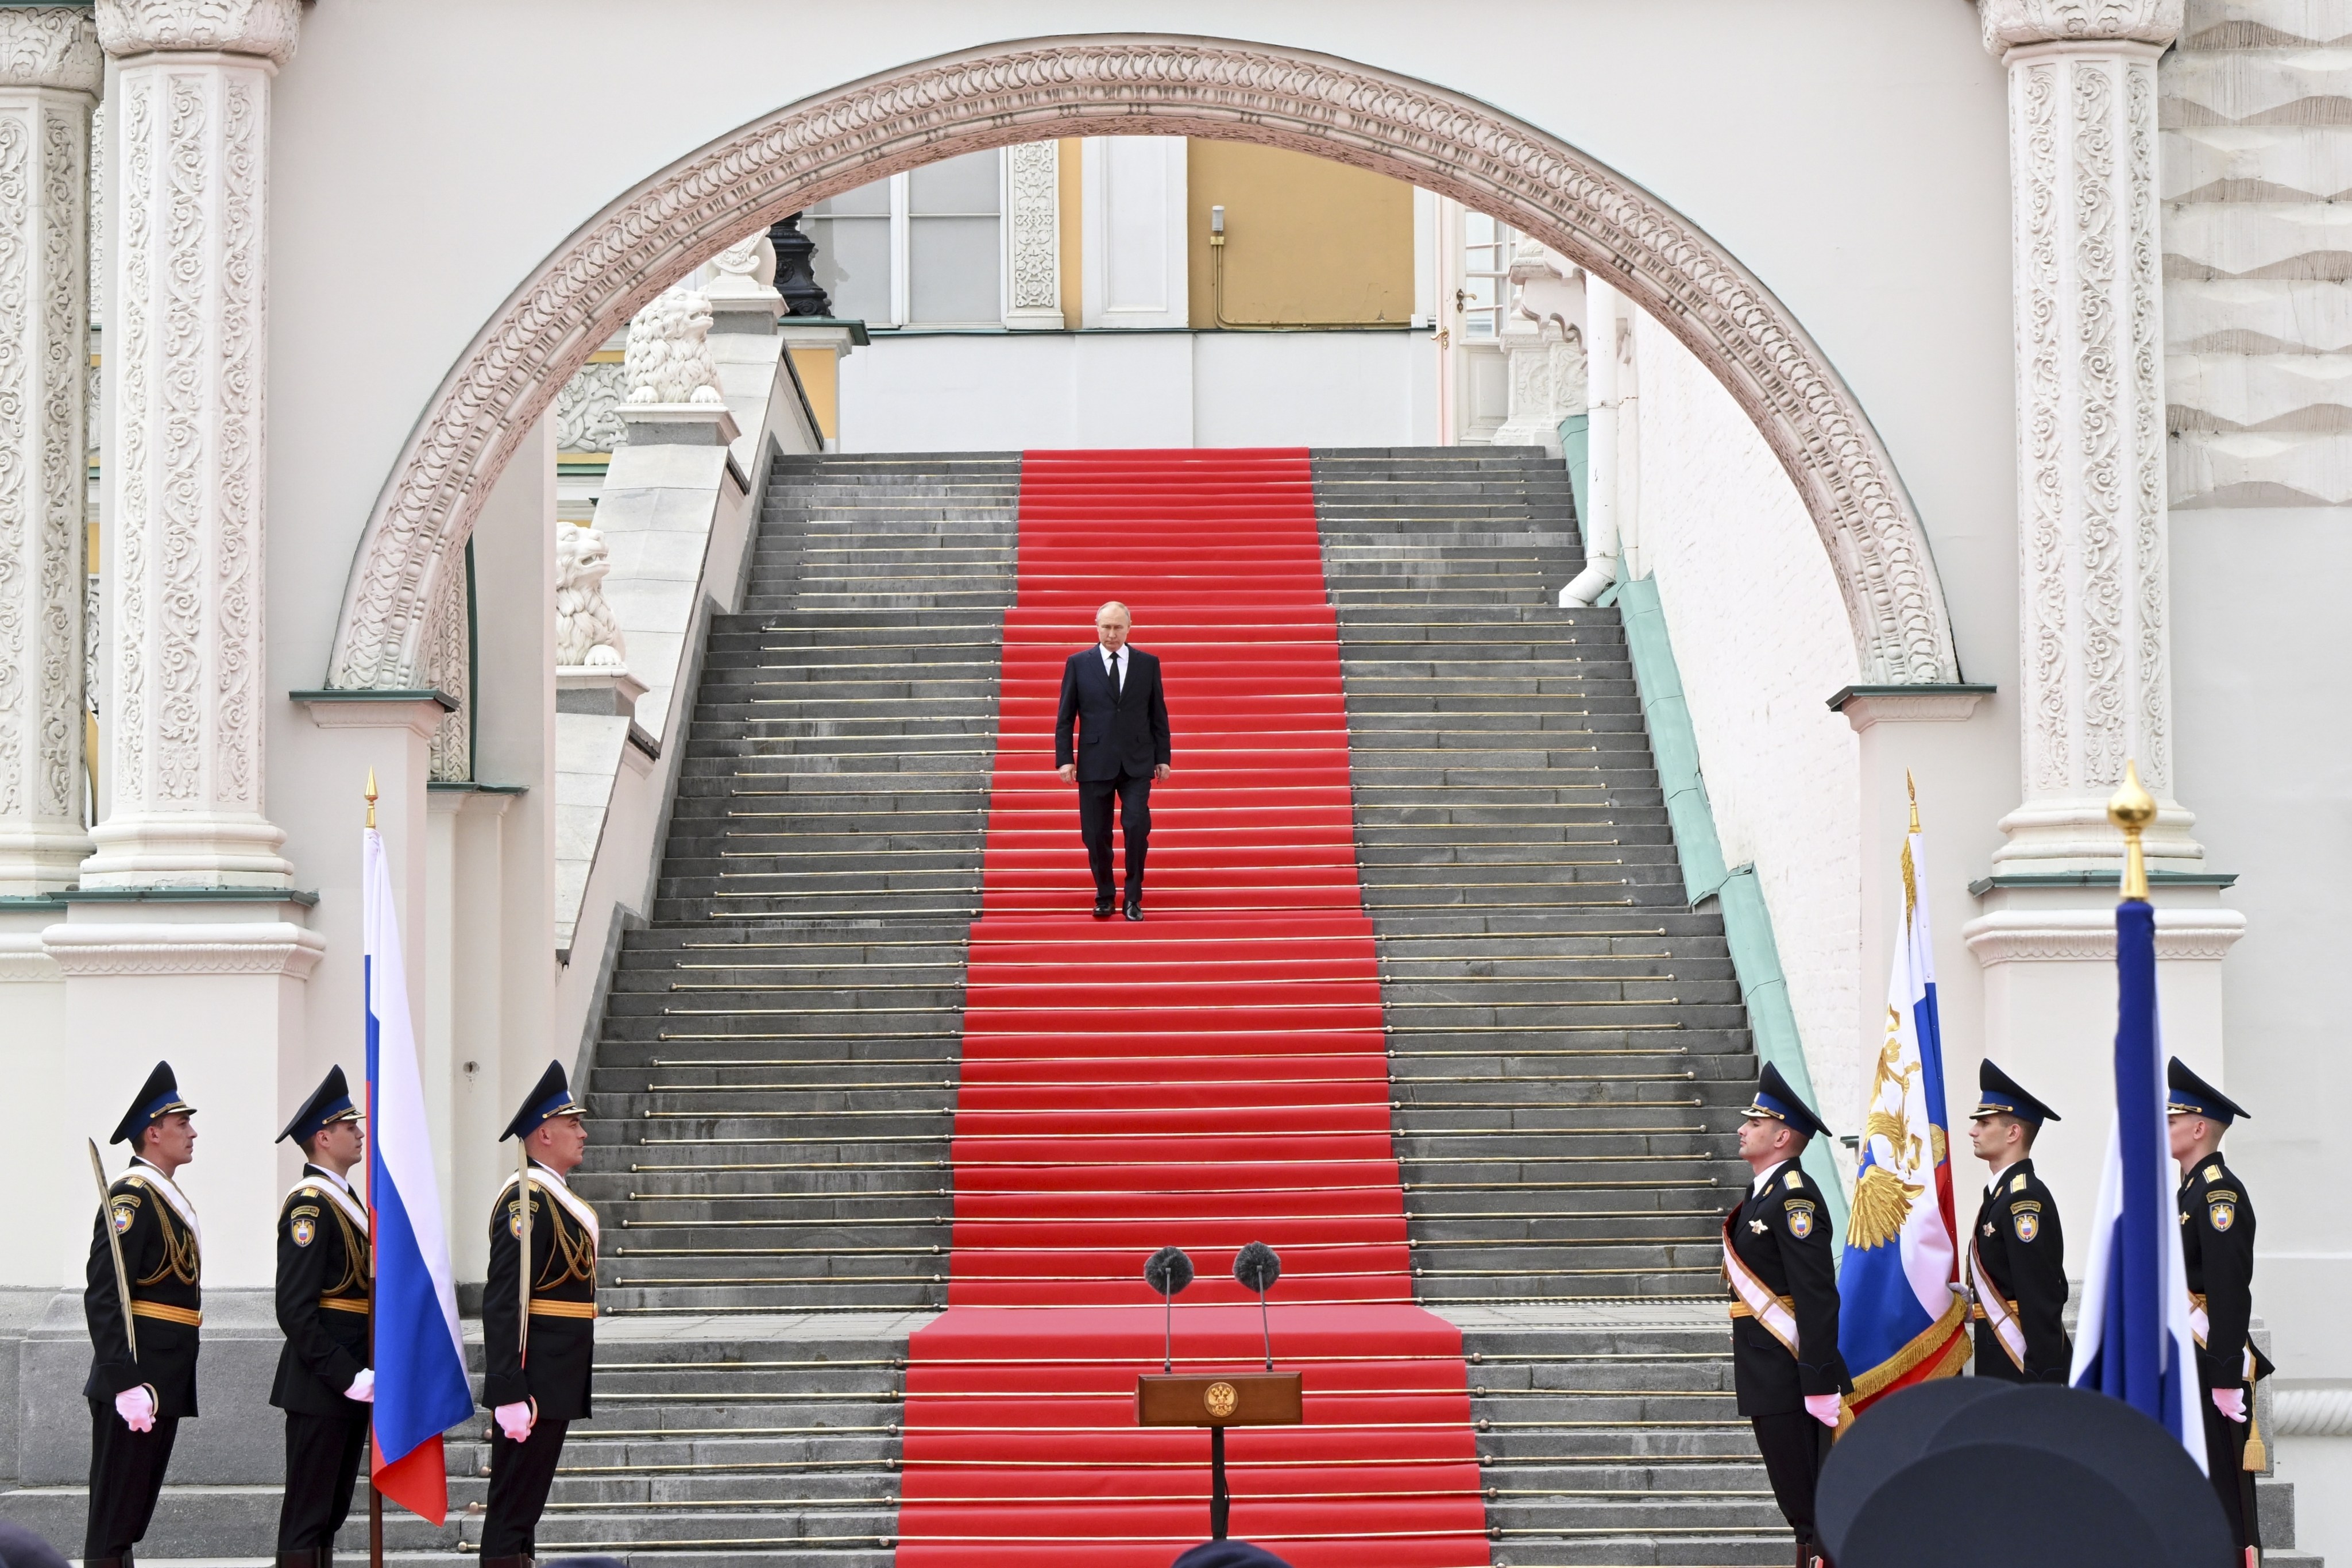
[1145,1242,1282,1373]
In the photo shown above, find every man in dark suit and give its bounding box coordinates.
[1723,1062,1849,1568]
[1055,600,1172,921]
[270,1065,373,1568]
[85,1061,204,1568]
[480,1061,598,1568]
[1964,1059,2070,1383]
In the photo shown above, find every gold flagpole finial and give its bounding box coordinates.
[365,768,378,831]
[2107,759,2155,904]
[1905,769,1920,835]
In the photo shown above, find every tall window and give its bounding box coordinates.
[1458,211,1516,341]
[808,149,1006,328]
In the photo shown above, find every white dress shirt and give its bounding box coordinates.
[1099,645,1125,684]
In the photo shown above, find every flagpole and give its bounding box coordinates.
[365,771,385,1568]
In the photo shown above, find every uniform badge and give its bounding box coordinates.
[2209,1201,2235,1233]
[291,1216,316,1248]
[1749,1219,1768,1234]
[110,1203,136,1234]
[1786,1206,1814,1239]
[2013,1211,2040,1243]
[508,1202,527,1239]
[1982,1221,1996,1238]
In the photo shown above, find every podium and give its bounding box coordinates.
[1138,1372,1304,1539]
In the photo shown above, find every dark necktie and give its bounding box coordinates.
[1109,650,1122,699]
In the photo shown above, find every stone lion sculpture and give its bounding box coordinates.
[555,523,627,669]
[623,286,725,406]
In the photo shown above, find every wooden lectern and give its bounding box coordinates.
[1137,1372,1304,1539]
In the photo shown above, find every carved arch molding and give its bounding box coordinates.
[327,35,1959,688]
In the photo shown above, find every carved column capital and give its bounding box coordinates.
[0,7,102,95]
[95,0,300,66]
[1978,1,2182,57]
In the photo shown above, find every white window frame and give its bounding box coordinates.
[810,151,1011,330]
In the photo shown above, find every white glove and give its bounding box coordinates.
[114,1385,156,1432]
[495,1399,535,1443]
[347,1368,375,1404]
[1804,1393,1843,1428]
[2212,1386,2248,1423]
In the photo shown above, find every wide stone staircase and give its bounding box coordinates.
[1314,447,1781,1566]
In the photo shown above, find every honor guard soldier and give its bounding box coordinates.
[2169,1057,2269,1561]
[270,1067,374,1568]
[1723,1063,1850,1568]
[85,1063,203,1568]
[480,1062,598,1568]
[1963,1060,2071,1382]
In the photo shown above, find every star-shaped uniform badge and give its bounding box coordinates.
[1749,1219,1768,1234]
[1983,1222,1996,1238]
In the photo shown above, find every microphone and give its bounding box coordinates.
[1233,1242,1282,1371]
[1144,1246,1195,1373]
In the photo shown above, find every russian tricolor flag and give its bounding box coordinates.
[2069,898,2209,1473]
[364,827,476,1523]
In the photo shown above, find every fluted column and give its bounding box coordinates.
[0,10,100,893]
[1981,0,2201,871]
[81,0,300,887]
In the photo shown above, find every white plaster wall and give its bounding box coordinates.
[832,329,1431,452]
[1630,310,1866,1127]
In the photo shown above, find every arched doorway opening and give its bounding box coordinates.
[326,33,1958,693]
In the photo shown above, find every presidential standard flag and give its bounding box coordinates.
[2069,893,2209,1473]
[1836,799,1968,1409]
[364,824,475,1523]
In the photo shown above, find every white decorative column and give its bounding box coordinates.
[1968,1,2242,1273]
[80,0,301,888]
[1004,140,1064,330]
[0,10,101,893]
[1982,0,2196,872]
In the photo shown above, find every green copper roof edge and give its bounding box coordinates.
[1616,571,1848,1252]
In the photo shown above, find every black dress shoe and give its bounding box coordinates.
[1124,901,1144,922]
[1092,896,1115,920]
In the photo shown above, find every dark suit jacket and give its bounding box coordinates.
[270,1166,372,1414]
[1969,1158,2071,1382]
[84,1160,202,1418]
[1055,646,1171,781]
[1727,1158,1850,1416]
[480,1167,598,1421]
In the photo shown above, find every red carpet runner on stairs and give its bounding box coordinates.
[897,451,1490,1567]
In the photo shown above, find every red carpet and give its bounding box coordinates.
[897,451,1489,1567]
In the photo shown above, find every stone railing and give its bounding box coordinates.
[547,244,817,1062]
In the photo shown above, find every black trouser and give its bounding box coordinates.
[277,1407,370,1551]
[1751,1411,1833,1565]
[85,1401,180,1559]
[2201,1385,2261,1556]
[482,1416,570,1558]
[1077,770,1152,901]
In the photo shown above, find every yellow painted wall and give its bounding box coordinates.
[1057,137,1083,327]
[789,346,839,441]
[1186,141,1414,328]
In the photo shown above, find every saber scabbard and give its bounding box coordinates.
[516,1140,531,1366]
[87,1139,137,1362]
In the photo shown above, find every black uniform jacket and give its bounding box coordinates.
[2180,1157,2262,1393]
[84,1158,202,1418]
[481,1165,598,1421]
[1969,1158,2071,1382]
[270,1166,372,1413]
[1055,646,1171,781]
[1725,1158,1851,1416]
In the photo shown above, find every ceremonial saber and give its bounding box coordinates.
[517,1138,532,1366]
[86,1139,136,1362]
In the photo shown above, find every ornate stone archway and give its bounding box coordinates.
[326,34,1960,690]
